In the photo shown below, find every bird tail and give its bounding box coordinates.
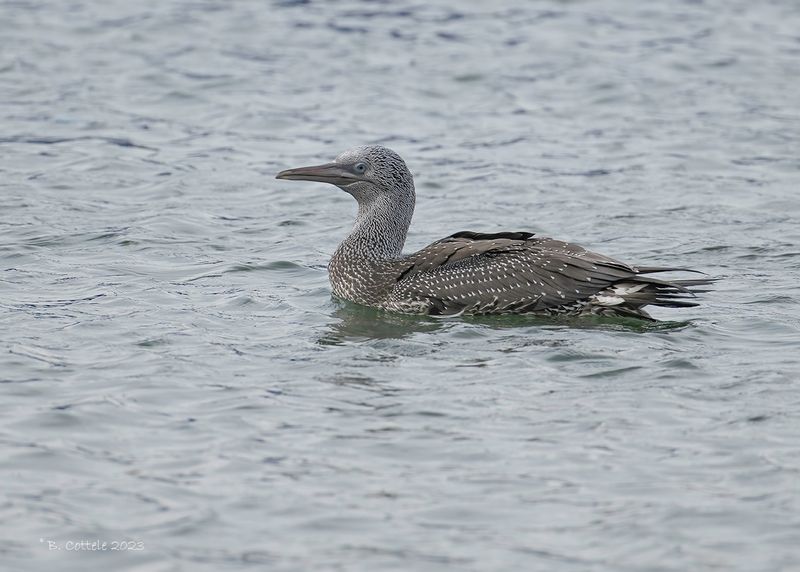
[587,272,716,320]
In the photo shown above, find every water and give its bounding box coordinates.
[2,0,799,570]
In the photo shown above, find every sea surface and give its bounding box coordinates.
[2,1,799,570]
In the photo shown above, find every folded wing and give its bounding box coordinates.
[387,231,706,316]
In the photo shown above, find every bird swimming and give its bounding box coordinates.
[276,145,712,320]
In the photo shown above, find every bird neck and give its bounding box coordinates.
[335,194,414,262]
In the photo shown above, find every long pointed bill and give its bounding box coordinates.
[275,162,358,186]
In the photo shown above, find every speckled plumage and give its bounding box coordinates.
[276,146,712,319]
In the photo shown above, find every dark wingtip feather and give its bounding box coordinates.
[670,278,718,287]
[448,230,536,241]
[607,272,716,314]
[635,266,709,276]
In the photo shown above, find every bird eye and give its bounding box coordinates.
[354,162,367,174]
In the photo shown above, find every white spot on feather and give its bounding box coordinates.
[594,294,624,305]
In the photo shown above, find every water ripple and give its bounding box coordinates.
[1,0,799,571]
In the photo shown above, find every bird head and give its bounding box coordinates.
[276,145,415,207]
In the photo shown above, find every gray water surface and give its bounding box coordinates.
[2,1,800,571]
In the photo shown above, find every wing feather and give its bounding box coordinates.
[389,232,636,313]
[386,231,710,316]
